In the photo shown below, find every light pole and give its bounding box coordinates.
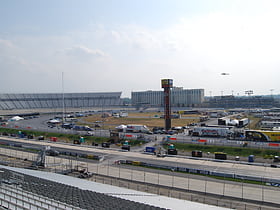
[101,95,104,130]
[245,90,253,127]
[270,89,274,98]
[220,72,230,98]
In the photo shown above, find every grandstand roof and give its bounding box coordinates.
[0,92,122,110]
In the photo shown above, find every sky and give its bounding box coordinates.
[1,0,280,98]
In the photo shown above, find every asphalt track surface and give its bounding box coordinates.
[1,136,279,181]
[3,112,280,208]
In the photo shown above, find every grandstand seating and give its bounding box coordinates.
[0,168,164,209]
[0,92,122,110]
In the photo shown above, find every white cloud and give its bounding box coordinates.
[0,39,15,49]
[63,45,106,59]
[1,7,280,96]
[111,30,121,43]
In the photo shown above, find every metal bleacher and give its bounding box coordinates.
[0,92,122,110]
[51,93,60,108]
[0,168,164,210]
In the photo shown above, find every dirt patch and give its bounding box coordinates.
[81,113,200,129]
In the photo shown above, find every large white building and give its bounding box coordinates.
[131,87,204,107]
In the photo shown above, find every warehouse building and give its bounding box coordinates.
[204,95,279,108]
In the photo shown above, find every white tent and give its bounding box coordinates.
[115,124,127,129]
[48,119,61,124]
[228,119,239,126]
[9,116,24,121]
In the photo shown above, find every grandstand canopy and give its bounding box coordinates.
[0,92,122,110]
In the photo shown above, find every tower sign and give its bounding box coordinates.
[161,79,173,130]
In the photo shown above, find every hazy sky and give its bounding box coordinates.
[1,0,279,97]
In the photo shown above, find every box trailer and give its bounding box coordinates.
[124,125,150,133]
[192,127,231,137]
[238,118,249,128]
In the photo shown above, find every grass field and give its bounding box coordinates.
[82,112,201,129]
[168,142,280,158]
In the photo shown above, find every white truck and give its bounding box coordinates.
[120,125,150,133]
[191,126,231,137]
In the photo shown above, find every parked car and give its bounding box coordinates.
[37,136,44,140]
[46,149,59,156]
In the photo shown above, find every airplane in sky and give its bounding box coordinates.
[221,73,230,75]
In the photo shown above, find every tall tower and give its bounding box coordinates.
[161,79,173,130]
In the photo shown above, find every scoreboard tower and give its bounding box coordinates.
[161,79,173,131]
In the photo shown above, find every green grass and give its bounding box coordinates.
[120,139,146,146]
[0,127,146,146]
[0,127,109,144]
[166,142,280,158]
[124,163,265,186]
